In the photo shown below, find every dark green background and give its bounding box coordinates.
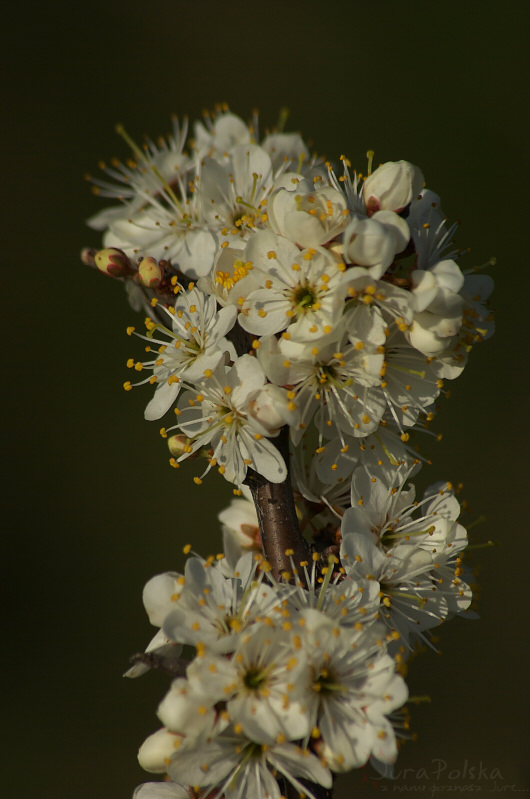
[4,2,529,797]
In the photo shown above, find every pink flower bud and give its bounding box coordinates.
[138,257,164,289]
[94,247,133,278]
[363,161,424,216]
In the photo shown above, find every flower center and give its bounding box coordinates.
[292,283,318,310]
[243,667,267,690]
[312,666,343,695]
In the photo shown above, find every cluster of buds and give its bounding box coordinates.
[83,106,494,799]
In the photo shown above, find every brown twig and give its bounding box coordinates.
[128,652,188,678]
[246,426,310,584]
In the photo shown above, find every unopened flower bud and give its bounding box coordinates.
[363,160,424,216]
[372,210,410,253]
[167,434,208,461]
[167,434,191,458]
[138,257,164,289]
[247,384,299,436]
[343,217,398,278]
[218,492,261,568]
[94,247,133,278]
[138,728,183,773]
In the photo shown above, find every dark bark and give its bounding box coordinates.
[246,426,310,584]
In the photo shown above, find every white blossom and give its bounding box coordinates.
[124,286,237,420]
[293,609,407,771]
[267,174,349,247]
[340,470,472,647]
[238,230,346,341]
[161,553,289,655]
[172,356,287,485]
[167,728,332,799]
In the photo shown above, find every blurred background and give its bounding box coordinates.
[4,1,528,796]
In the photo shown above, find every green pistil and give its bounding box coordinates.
[371,432,401,466]
[317,556,337,611]
[146,322,174,339]
[277,107,290,133]
[244,668,267,690]
[465,515,487,532]
[366,149,375,176]
[293,284,317,310]
[381,585,425,607]
[386,363,426,380]
[318,365,336,383]
[381,525,435,545]
[235,191,260,217]
[314,670,343,694]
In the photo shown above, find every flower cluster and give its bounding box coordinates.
[131,466,473,798]
[83,107,494,799]
[131,551,407,799]
[85,106,494,489]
